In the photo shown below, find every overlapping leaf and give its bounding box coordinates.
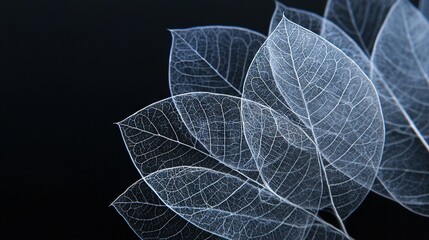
[117,93,347,239]
[113,1,429,239]
[169,26,265,96]
[242,16,384,222]
[324,0,396,55]
[271,1,429,217]
[115,26,267,238]
[371,0,429,216]
[145,166,337,240]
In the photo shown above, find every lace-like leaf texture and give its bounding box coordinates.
[115,93,348,239]
[272,0,429,217]
[113,15,385,239]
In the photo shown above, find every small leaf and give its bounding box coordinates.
[169,26,265,96]
[371,0,429,216]
[324,0,396,55]
[112,179,220,239]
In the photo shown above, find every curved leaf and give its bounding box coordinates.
[371,0,429,216]
[112,179,220,239]
[169,26,265,96]
[324,0,396,55]
[145,166,346,240]
[242,16,385,222]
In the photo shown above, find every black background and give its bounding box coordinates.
[2,0,428,239]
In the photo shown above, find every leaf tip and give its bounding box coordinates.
[167,28,180,34]
[273,0,282,8]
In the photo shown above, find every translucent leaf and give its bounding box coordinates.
[371,0,429,216]
[324,0,396,55]
[145,166,346,240]
[421,0,429,18]
[112,179,220,239]
[242,16,385,223]
[271,1,429,217]
[117,93,347,239]
[169,26,265,96]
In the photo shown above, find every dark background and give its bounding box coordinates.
[2,0,428,239]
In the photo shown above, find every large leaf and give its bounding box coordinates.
[242,16,385,224]
[271,1,429,217]
[117,93,347,239]
[169,26,265,96]
[371,0,429,216]
[324,0,396,55]
[421,0,429,18]
[112,179,220,239]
